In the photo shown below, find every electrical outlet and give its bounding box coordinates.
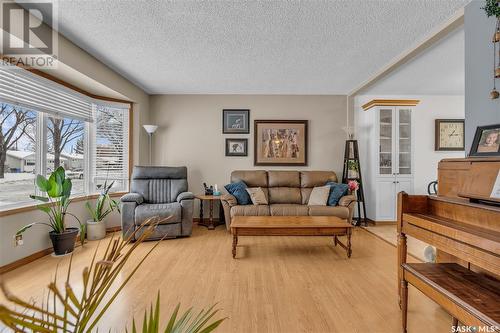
[15,234,23,246]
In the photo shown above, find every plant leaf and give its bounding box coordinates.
[36,175,51,192]
[30,195,49,202]
[62,179,72,197]
[47,172,62,198]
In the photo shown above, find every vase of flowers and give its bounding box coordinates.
[16,167,84,256]
[85,180,120,240]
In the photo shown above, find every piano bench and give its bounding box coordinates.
[400,263,500,333]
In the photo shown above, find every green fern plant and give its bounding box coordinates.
[1,218,225,332]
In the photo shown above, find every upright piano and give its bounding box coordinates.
[397,157,500,332]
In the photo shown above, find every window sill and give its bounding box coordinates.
[0,191,127,218]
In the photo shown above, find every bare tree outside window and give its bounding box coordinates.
[47,117,84,169]
[0,104,36,178]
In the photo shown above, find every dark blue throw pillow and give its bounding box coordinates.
[224,181,251,205]
[326,181,349,206]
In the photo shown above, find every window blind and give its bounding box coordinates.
[92,103,129,191]
[0,64,93,122]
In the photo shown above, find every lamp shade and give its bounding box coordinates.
[143,125,158,134]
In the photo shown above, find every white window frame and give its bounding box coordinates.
[0,101,130,211]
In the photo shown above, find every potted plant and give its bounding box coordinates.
[16,166,84,256]
[85,180,120,240]
[347,160,359,179]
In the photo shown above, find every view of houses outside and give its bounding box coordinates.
[0,103,85,207]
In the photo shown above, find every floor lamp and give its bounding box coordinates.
[143,125,158,165]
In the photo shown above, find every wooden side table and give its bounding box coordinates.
[195,195,225,230]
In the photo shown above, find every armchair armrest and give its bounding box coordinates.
[338,194,357,207]
[177,191,194,202]
[220,193,237,207]
[121,192,144,205]
[220,194,237,231]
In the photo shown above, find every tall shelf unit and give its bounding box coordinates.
[361,99,419,222]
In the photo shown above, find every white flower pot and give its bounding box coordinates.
[86,220,106,240]
[348,170,359,179]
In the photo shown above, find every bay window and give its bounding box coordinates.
[0,64,130,210]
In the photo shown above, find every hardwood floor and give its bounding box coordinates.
[0,226,452,332]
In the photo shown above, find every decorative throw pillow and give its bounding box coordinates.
[307,185,331,206]
[246,187,268,205]
[224,181,251,205]
[326,181,349,206]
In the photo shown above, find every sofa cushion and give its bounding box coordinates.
[134,202,182,225]
[231,170,268,187]
[231,205,270,217]
[326,182,349,206]
[270,204,309,216]
[301,171,337,188]
[225,181,252,205]
[268,187,301,204]
[307,186,330,206]
[246,187,268,205]
[268,171,300,187]
[308,205,349,219]
[301,188,312,204]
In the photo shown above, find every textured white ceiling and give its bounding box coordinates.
[39,0,469,94]
[362,26,464,95]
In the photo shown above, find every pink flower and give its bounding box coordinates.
[348,180,359,191]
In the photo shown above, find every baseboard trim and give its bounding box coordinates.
[0,247,54,274]
[0,226,123,275]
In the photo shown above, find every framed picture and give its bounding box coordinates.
[222,109,250,134]
[254,120,308,166]
[225,138,248,156]
[435,119,465,151]
[470,124,500,157]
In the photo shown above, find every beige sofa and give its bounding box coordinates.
[221,170,357,230]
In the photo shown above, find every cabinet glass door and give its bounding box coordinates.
[398,108,412,175]
[379,108,393,175]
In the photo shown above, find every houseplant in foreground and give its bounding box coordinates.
[1,218,225,332]
[16,166,85,255]
[85,180,120,240]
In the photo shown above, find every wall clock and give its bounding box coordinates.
[435,119,465,151]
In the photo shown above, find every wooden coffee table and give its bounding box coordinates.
[230,216,353,259]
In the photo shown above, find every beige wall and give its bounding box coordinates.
[149,94,348,217]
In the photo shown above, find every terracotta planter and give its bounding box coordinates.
[49,228,78,256]
[86,220,106,240]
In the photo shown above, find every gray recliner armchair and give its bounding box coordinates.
[121,166,194,240]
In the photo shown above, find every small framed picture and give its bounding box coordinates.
[223,109,250,134]
[225,138,248,156]
[470,124,500,157]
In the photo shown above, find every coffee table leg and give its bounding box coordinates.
[347,228,352,258]
[232,234,238,258]
[333,235,338,247]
